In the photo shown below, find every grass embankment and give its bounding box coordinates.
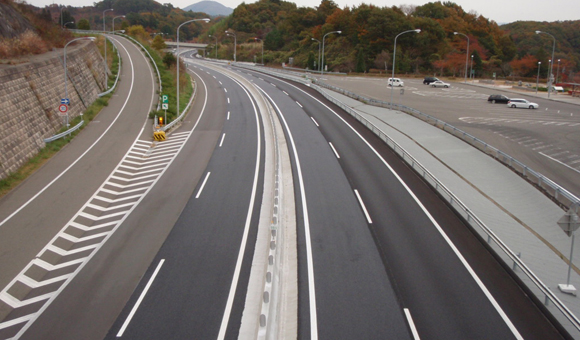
[143,43,193,123]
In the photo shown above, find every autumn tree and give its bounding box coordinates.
[151,34,167,50]
[509,55,538,77]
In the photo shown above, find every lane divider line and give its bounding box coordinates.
[195,172,211,199]
[404,308,421,340]
[219,133,226,147]
[328,142,340,159]
[116,259,165,337]
[354,190,372,224]
[311,117,319,127]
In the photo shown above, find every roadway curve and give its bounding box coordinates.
[0,35,219,340]
[103,61,267,339]
[238,67,566,339]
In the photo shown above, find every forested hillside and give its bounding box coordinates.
[19,0,580,81]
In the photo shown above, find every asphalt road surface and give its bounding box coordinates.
[238,68,567,339]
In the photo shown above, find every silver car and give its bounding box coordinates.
[430,80,450,88]
[507,98,539,109]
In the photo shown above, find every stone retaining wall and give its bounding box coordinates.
[0,41,106,180]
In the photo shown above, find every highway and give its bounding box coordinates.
[236,67,566,339]
[0,36,572,340]
[319,76,580,198]
[103,62,267,339]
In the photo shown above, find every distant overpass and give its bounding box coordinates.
[164,42,208,49]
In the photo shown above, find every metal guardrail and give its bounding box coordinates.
[161,76,197,132]
[312,84,580,338]
[312,80,580,211]
[114,33,163,111]
[43,120,84,143]
[98,35,121,97]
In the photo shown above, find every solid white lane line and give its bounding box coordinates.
[219,133,226,147]
[311,117,319,126]
[256,86,319,340]
[278,79,524,340]
[216,75,262,340]
[329,142,340,159]
[296,101,303,108]
[540,152,580,174]
[404,308,421,340]
[195,172,211,198]
[116,259,165,337]
[354,190,372,224]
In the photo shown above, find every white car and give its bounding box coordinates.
[387,78,404,87]
[430,80,450,88]
[507,98,539,109]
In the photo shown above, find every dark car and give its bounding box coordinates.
[423,76,440,85]
[488,94,510,104]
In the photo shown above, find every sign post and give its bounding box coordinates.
[58,103,69,128]
[557,208,580,295]
[162,95,168,126]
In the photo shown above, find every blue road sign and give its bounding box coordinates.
[61,98,70,105]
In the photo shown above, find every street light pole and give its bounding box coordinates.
[60,6,65,29]
[536,61,541,94]
[391,29,420,110]
[454,32,469,83]
[311,38,321,72]
[177,18,210,119]
[254,37,263,65]
[103,9,113,90]
[209,34,218,59]
[64,37,96,126]
[556,59,561,85]
[536,30,556,98]
[112,15,125,32]
[470,54,474,81]
[321,30,341,75]
[225,31,237,62]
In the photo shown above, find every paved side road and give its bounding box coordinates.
[320,87,580,338]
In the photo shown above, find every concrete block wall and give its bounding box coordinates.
[0,41,106,180]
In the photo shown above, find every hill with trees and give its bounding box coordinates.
[11,0,580,82]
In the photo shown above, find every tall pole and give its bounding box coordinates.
[321,30,341,75]
[536,61,541,94]
[103,9,113,90]
[64,37,95,126]
[454,32,469,83]
[556,59,561,85]
[225,31,236,62]
[254,38,263,64]
[470,55,473,81]
[113,15,125,32]
[311,38,320,72]
[60,6,66,29]
[391,29,420,110]
[536,30,556,98]
[177,18,210,119]
[209,34,218,59]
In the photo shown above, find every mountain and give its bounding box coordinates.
[182,1,233,17]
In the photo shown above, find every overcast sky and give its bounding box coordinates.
[32,0,579,24]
